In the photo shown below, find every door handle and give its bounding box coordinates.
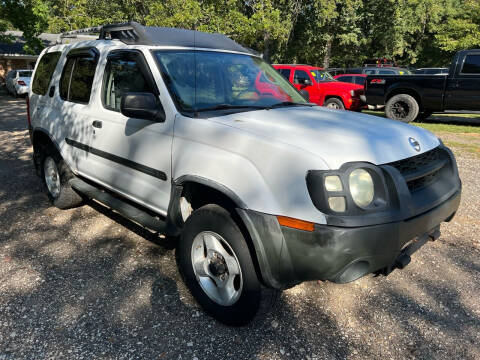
[49,86,55,97]
[92,120,102,128]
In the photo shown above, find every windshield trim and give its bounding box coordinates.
[151,49,309,118]
[149,46,259,58]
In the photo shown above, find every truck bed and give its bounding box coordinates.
[365,74,447,110]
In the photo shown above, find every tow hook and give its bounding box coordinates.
[379,226,440,276]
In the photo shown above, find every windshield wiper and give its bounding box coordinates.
[267,101,315,109]
[195,104,268,112]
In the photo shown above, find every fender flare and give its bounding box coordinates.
[31,127,63,175]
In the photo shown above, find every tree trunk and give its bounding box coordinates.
[263,31,270,62]
[323,37,332,68]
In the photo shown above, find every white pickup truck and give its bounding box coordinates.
[28,22,461,325]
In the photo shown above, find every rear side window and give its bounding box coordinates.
[461,55,480,74]
[278,68,291,80]
[32,52,61,95]
[60,49,98,103]
[19,71,32,77]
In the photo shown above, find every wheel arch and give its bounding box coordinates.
[324,95,345,104]
[167,175,276,288]
[385,87,422,110]
[31,128,61,176]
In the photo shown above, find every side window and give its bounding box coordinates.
[294,70,311,84]
[59,58,75,100]
[355,77,366,86]
[103,52,154,112]
[60,49,98,103]
[364,69,376,75]
[378,69,395,74]
[337,76,353,83]
[32,52,61,95]
[461,55,480,74]
[278,69,291,80]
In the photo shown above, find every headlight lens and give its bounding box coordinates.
[349,169,374,207]
[328,196,346,212]
[325,175,342,192]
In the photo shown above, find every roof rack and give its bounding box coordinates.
[56,21,255,55]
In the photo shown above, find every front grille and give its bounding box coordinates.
[387,147,445,192]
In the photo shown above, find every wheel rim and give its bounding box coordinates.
[191,231,243,306]
[44,157,61,198]
[391,101,410,119]
[326,102,340,109]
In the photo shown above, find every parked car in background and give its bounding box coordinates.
[5,69,32,97]
[414,68,449,75]
[273,64,365,110]
[365,49,480,122]
[350,67,412,75]
[334,74,367,86]
[325,67,347,76]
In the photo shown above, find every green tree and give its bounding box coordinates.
[0,0,50,54]
[436,0,480,53]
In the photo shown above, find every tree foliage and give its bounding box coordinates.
[1,0,479,66]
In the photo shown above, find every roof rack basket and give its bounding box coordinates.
[56,22,255,55]
[57,22,143,44]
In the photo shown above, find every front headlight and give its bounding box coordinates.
[306,163,389,218]
[349,169,374,207]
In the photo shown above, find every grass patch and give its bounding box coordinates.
[414,122,480,134]
[443,140,480,158]
[363,110,480,134]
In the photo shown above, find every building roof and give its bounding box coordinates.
[0,31,58,58]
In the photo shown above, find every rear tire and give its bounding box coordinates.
[40,146,84,209]
[178,204,279,326]
[385,94,419,123]
[324,98,345,110]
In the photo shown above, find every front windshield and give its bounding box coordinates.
[310,70,335,82]
[154,50,307,114]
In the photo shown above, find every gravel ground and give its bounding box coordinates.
[0,93,479,359]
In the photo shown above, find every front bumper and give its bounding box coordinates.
[238,188,460,289]
[347,97,366,111]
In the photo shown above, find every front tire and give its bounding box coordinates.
[324,98,345,110]
[40,147,84,209]
[385,94,419,122]
[178,204,278,326]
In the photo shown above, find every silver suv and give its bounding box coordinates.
[28,22,461,325]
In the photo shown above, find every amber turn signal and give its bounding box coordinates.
[277,216,315,232]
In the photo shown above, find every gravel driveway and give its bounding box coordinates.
[0,94,479,359]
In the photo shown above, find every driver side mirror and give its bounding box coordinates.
[120,92,166,122]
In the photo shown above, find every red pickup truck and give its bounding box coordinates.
[273,64,366,111]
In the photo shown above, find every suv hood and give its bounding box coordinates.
[209,106,439,169]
